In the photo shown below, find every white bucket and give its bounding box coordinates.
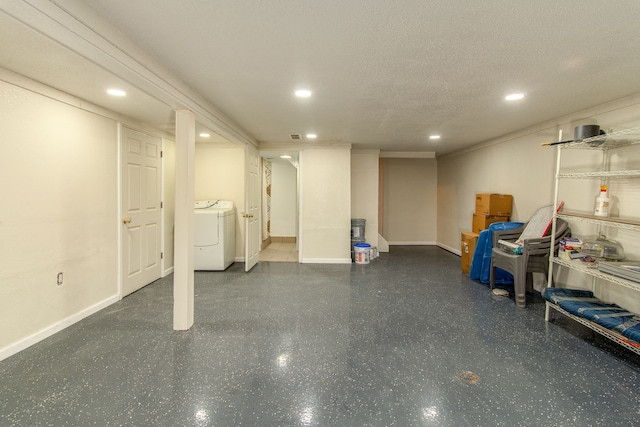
[354,243,371,264]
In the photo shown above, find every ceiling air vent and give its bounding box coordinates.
[289,134,302,140]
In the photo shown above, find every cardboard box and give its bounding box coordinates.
[472,213,509,234]
[475,193,513,216]
[461,232,479,274]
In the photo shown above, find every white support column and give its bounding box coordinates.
[173,110,195,330]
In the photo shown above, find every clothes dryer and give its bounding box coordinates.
[194,200,236,270]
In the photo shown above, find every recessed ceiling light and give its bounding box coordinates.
[306,133,317,139]
[107,88,127,96]
[295,89,312,97]
[429,135,441,140]
[280,154,292,159]
[199,133,210,138]
[505,93,525,101]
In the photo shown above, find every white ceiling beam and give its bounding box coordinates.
[1,0,257,147]
[380,151,436,158]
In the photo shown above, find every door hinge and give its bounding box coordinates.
[161,252,164,259]
[161,150,163,158]
[161,201,163,208]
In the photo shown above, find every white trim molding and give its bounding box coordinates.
[380,151,436,158]
[437,243,461,256]
[388,241,437,246]
[0,294,120,362]
[301,258,352,264]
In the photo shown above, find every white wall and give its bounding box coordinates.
[437,93,640,252]
[270,161,297,237]
[437,133,556,253]
[194,144,245,259]
[300,146,351,263]
[350,150,379,248]
[437,93,640,312]
[383,158,438,244]
[0,80,119,355]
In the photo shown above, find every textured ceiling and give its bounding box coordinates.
[4,1,640,154]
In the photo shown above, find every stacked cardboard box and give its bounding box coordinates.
[461,231,479,274]
[472,193,512,233]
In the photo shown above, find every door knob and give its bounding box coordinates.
[123,217,132,225]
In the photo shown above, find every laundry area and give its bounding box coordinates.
[194,200,236,271]
[193,142,246,269]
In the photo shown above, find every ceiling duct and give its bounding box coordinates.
[289,134,301,140]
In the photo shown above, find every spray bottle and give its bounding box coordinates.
[594,185,610,217]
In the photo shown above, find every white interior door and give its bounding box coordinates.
[245,145,260,271]
[121,127,162,295]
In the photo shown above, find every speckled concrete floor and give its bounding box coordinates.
[2,246,640,426]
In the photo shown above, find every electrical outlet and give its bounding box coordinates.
[57,272,63,286]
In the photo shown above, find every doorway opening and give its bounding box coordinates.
[259,151,299,263]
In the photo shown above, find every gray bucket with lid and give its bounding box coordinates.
[351,218,366,239]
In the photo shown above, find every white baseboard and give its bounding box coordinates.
[0,294,120,362]
[377,234,390,252]
[438,243,461,256]
[388,241,437,246]
[162,266,174,277]
[235,257,245,262]
[301,258,352,264]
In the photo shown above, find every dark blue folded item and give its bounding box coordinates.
[563,302,640,344]
[558,299,607,318]
[595,313,640,344]
[541,287,596,304]
[559,300,624,322]
[469,222,524,284]
[619,322,640,344]
[542,288,640,344]
[545,288,613,321]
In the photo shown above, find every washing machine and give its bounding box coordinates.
[194,200,236,270]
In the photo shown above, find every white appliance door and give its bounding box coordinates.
[194,212,219,246]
